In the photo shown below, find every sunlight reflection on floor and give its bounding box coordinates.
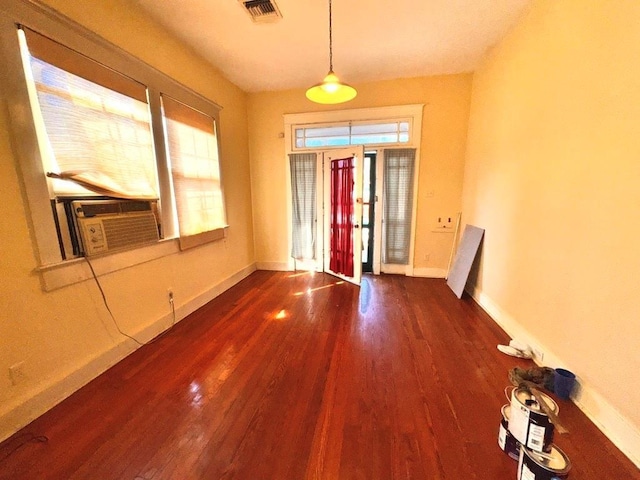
[293,281,344,296]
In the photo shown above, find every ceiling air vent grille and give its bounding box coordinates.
[239,0,282,23]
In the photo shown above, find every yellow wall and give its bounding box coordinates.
[247,75,472,273]
[0,0,254,440]
[463,0,640,459]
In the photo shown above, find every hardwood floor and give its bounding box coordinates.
[1,271,638,479]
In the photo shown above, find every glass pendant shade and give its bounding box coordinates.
[306,0,356,104]
[306,71,357,104]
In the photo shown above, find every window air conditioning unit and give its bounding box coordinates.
[72,199,159,257]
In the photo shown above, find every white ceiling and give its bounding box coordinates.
[134,0,531,93]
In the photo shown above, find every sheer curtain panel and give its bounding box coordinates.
[289,153,317,260]
[383,148,416,264]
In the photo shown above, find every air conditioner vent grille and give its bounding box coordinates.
[240,0,282,23]
[102,214,159,251]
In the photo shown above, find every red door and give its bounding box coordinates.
[323,146,364,285]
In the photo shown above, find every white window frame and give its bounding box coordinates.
[292,118,413,150]
[0,0,226,291]
[284,104,423,276]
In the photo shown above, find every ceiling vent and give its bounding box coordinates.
[239,0,282,23]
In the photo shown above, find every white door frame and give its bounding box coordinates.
[284,104,424,276]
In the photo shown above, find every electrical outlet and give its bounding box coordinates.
[9,362,25,386]
[434,216,454,231]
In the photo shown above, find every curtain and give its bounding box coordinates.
[383,148,416,264]
[329,157,354,277]
[289,153,317,260]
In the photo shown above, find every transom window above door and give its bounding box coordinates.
[293,119,412,149]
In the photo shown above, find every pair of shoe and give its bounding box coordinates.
[497,340,532,359]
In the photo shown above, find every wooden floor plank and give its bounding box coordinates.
[0,272,638,479]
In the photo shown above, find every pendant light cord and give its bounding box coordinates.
[329,0,333,71]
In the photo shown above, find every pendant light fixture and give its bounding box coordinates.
[306,0,356,104]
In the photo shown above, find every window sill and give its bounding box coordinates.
[38,239,180,292]
[178,226,228,251]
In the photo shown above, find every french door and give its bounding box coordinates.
[323,146,364,285]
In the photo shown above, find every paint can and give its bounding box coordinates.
[517,444,571,480]
[498,404,521,461]
[506,386,559,453]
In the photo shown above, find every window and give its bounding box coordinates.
[289,153,317,260]
[19,27,158,200]
[5,15,226,270]
[383,148,416,265]
[294,120,411,149]
[162,95,227,250]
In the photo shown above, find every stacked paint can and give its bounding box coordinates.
[498,386,572,479]
[498,404,520,460]
[517,446,571,480]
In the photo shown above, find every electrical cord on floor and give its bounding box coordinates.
[0,433,48,463]
[85,258,177,347]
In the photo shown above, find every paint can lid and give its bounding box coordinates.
[524,444,571,473]
[501,404,511,421]
[515,388,559,414]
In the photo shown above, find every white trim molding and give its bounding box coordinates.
[256,261,291,271]
[412,267,447,278]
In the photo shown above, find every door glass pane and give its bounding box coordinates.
[362,205,370,225]
[363,155,371,203]
[289,153,317,260]
[362,227,369,263]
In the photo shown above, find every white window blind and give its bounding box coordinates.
[19,27,158,199]
[162,95,226,250]
[383,148,416,264]
[289,153,317,260]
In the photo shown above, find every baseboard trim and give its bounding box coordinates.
[256,261,290,271]
[412,267,447,278]
[470,287,640,468]
[0,337,134,445]
[176,263,257,319]
[0,262,257,444]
